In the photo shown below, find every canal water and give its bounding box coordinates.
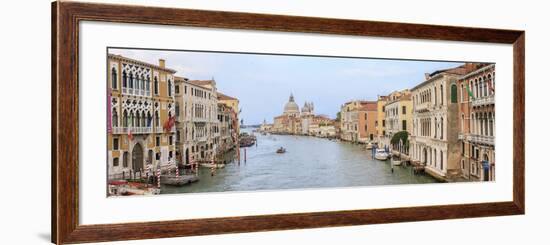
[162,129,437,194]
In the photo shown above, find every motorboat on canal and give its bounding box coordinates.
[276,147,286,154]
[374,149,389,161]
[365,142,373,150]
[391,158,402,166]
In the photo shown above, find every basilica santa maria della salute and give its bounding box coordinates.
[271,93,335,137]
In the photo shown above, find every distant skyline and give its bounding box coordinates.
[109,48,464,125]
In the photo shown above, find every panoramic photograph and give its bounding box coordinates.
[106,48,496,197]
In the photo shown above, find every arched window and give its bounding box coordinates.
[129,112,134,127]
[122,110,128,127]
[484,112,489,136]
[112,109,118,127]
[123,152,128,168]
[440,117,444,139]
[155,111,160,127]
[136,112,141,127]
[450,84,457,103]
[489,113,494,136]
[460,84,464,102]
[141,111,146,127]
[146,76,150,94]
[147,112,152,127]
[168,79,172,96]
[154,77,159,95]
[111,68,117,89]
[122,71,127,88]
[140,75,144,91]
[440,84,443,105]
[434,87,437,105]
[440,151,444,170]
[129,73,134,89]
[461,114,464,131]
[434,118,438,139]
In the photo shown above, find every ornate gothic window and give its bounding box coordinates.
[122,110,128,127]
[129,73,134,89]
[112,109,118,127]
[111,67,117,89]
[122,71,127,88]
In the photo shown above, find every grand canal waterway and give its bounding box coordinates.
[162,129,437,194]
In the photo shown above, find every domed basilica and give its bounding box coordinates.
[272,93,328,135]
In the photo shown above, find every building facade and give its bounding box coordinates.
[174,77,219,165]
[340,100,377,143]
[107,54,177,178]
[457,64,495,181]
[409,65,478,181]
[375,95,388,147]
[383,90,413,152]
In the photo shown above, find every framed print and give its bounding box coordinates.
[52,1,525,244]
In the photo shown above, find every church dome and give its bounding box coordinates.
[283,93,300,115]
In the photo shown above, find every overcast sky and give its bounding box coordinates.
[109,48,463,125]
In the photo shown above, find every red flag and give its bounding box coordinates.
[128,128,133,141]
[163,116,176,132]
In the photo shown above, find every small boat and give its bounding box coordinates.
[366,143,373,150]
[200,163,225,169]
[161,175,199,186]
[276,147,286,154]
[391,159,402,166]
[374,149,389,161]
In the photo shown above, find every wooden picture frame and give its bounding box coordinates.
[52,1,525,244]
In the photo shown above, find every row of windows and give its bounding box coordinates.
[414,84,458,107]
[416,117,444,139]
[111,68,173,97]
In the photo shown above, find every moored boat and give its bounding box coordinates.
[374,149,389,161]
[366,143,373,150]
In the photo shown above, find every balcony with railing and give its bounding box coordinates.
[471,94,495,107]
[414,103,430,112]
[466,134,494,145]
[112,127,153,134]
[120,87,151,97]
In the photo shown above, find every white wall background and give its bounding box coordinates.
[0,0,546,244]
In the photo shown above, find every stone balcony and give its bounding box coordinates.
[121,88,151,97]
[112,126,153,134]
[471,94,495,107]
[466,134,494,145]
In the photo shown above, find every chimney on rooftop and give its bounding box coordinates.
[424,73,431,80]
[159,59,166,68]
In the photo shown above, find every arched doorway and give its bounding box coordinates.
[132,143,144,172]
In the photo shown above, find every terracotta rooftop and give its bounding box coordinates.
[217,92,238,101]
[360,103,378,111]
[188,80,214,87]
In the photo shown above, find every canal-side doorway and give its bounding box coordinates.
[132,143,144,172]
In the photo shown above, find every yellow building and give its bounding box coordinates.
[375,95,388,146]
[107,54,176,179]
[218,92,240,134]
[383,90,413,153]
[340,100,377,143]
